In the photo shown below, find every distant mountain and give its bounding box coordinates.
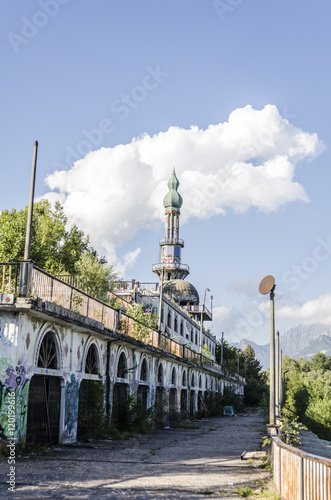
[296,334,331,359]
[232,323,331,369]
[231,338,270,369]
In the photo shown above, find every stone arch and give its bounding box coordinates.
[191,372,195,388]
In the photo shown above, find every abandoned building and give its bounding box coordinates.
[0,169,244,447]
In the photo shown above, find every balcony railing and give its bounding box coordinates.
[0,262,244,383]
[159,238,184,246]
[184,304,212,321]
[152,262,190,273]
[0,262,20,294]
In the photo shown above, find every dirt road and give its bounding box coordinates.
[0,412,270,499]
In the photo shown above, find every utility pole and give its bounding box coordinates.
[19,141,38,297]
[275,330,280,418]
[220,331,224,365]
[279,349,283,408]
[24,141,38,260]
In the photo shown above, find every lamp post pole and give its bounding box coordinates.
[200,288,210,355]
[275,330,280,418]
[269,286,276,426]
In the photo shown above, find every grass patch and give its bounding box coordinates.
[237,486,253,497]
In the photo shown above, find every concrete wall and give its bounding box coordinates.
[0,305,241,447]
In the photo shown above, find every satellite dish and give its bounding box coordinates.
[259,275,275,295]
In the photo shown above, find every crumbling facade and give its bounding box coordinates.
[0,171,244,447]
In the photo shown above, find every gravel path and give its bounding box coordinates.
[0,412,270,499]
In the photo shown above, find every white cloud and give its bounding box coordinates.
[44,105,325,269]
[277,294,331,325]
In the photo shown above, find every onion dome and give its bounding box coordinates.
[163,168,183,210]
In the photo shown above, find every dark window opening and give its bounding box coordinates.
[171,367,176,385]
[38,332,58,370]
[85,344,99,374]
[140,358,148,381]
[117,352,127,378]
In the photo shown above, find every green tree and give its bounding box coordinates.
[125,304,157,341]
[0,200,89,272]
[74,252,117,301]
[0,200,118,298]
[283,354,331,440]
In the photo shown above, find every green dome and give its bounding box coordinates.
[163,168,183,209]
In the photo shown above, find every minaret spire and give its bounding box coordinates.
[153,169,189,281]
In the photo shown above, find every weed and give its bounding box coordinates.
[237,485,253,497]
[209,426,217,431]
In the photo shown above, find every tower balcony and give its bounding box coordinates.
[152,262,189,280]
[159,238,184,247]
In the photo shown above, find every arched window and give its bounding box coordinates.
[174,315,178,332]
[190,329,193,342]
[161,307,164,324]
[199,375,202,388]
[211,379,214,390]
[171,367,176,385]
[85,344,99,374]
[37,332,58,369]
[205,377,208,389]
[182,370,187,386]
[140,358,148,381]
[158,364,163,385]
[180,321,184,336]
[167,309,172,328]
[195,332,198,345]
[191,373,195,387]
[117,352,127,378]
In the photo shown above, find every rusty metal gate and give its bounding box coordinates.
[26,375,61,447]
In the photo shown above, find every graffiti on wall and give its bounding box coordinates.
[0,360,29,443]
[65,374,79,437]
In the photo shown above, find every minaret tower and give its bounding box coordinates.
[153,168,189,282]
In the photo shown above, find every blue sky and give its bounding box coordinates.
[2,0,331,345]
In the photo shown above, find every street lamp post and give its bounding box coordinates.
[259,275,276,427]
[200,288,210,355]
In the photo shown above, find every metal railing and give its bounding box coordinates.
[271,433,331,499]
[159,238,184,246]
[152,262,190,273]
[0,262,20,294]
[0,262,245,383]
